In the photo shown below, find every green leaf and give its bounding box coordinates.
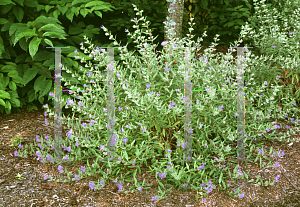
[38,23,62,33]
[29,37,42,58]
[13,29,38,47]
[0,76,9,88]
[65,9,75,22]
[38,96,44,104]
[71,0,90,6]
[218,172,223,184]
[44,5,54,13]
[5,100,11,114]
[39,79,52,98]
[0,90,11,99]
[7,70,18,78]
[94,11,102,18]
[57,5,68,15]
[23,67,39,86]
[9,23,21,36]
[13,6,24,22]
[80,8,89,18]
[0,0,16,6]
[42,31,67,40]
[85,1,106,7]
[33,75,46,93]
[43,38,53,47]
[28,92,35,103]
[18,37,29,52]
[53,10,58,19]
[10,97,20,107]
[8,81,17,91]
[11,75,23,85]
[0,18,9,24]
[0,98,5,107]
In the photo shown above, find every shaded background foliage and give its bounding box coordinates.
[0,0,293,115]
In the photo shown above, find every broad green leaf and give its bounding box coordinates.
[44,5,54,13]
[38,23,63,33]
[0,0,16,6]
[80,7,89,18]
[13,6,24,22]
[13,29,38,47]
[0,98,5,107]
[5,100,11,114]
[18,37,29,52]
[33,75,46,93]
[10,97,20,107]
[75,7,81,16]
[23,67,39,86]
[0,90,10,99]
[11,75,23,85]
[7,70,18,78]
[31,50,53,62]
[65,9,75,22]
[9,23,22,36]
[71,0,90,6]
[38,79,52,98]
[0,76,9,88]
[0,18,9,24]
[42,31,67,40]
[8,81,17,91]
[94,11,102,18]
[29,36,42,58]
[43,38,53,47]
[8,90,19,99]
[92,5,113,13]
[53,10,59,19]
[28,92,35,103]
[38,96,44,104]
[85,1,106,7]
[57,5,68,15]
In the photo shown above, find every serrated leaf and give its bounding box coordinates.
[29,36,42,58]
[39,79,52,99]
[23,67,39,86]
[0,90,10,99]
[13,6,24,22]
[8,81,16,91]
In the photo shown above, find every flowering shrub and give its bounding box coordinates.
[15,0,300,203]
